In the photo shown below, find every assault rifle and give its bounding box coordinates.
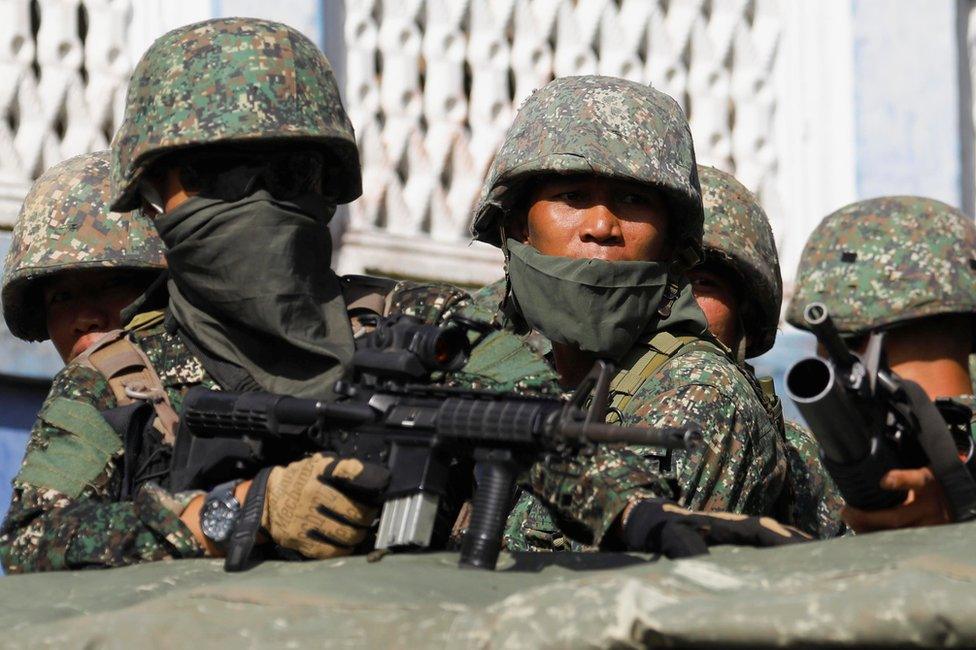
[785,302,976,519]
[177,315,701,570]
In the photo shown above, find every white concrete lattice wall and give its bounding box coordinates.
[0,0,863,292]
[337,0,857,287]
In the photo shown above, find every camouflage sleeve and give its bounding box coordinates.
[0,365,202,573]
[782,420,847,539]
[528,351,787,546]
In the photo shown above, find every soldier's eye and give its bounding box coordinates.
[46,290,72,306]
[620,192,653,206]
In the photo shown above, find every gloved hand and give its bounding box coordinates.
[261,453,390,559]
[623,498,811,559]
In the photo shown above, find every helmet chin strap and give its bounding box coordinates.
[497,223,530,334]
[657,243,701,319]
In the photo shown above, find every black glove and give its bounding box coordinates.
[623,498,811,559]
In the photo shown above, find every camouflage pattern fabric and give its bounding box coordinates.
[781,419,846,538]
[5,524,976,648]
[787,196,976,335]
[1,151,165,341]
[521,335,787,546]
[470,75,703,260]
[110,18,360,211]
[698,165,782,357]
[0,282,558,573]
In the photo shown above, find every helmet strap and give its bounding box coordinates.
[498,224,530,334]
[656,243,701,319]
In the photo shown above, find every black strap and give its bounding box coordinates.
[100,402,155,500]
[902,380,976,521]
[225,466,272,572]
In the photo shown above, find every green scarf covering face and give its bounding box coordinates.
[506,239,708,361]
[154,190,354,400]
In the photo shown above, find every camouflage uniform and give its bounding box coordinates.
[469,76,788,549]
[0,19,557,573]
[787,196,976,529]
[1,151,165,342]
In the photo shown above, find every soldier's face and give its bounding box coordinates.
[43,269,148,362]
[688,265,741,350]
[519,176,671,262]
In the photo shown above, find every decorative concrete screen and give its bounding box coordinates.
[0,0,865,291]
[338,0,785,285]
[0,0,131,226]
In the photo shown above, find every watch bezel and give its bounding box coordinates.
[200,481,242,545]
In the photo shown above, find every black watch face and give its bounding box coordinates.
[201,496,240,543]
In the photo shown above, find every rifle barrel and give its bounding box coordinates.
[560,422,700,449]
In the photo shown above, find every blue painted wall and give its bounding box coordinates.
[0,379,46,513]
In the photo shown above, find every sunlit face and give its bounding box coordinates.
[43,269,149,362]
[688,265,741,350]
[518,175,671,262]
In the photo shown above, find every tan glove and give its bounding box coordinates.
[262,453,390,559]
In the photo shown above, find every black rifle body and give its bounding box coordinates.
[179,364,697,570]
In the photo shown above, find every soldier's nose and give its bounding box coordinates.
[579,204,623,246]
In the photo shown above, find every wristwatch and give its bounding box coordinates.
[200,480,243,550]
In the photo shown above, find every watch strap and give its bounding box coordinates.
[200,479,242,550]
[225,466,272,572]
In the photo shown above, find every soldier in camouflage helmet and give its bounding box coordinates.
[788,196,976,533]
[1,151,165,361]
[688,165,844,538]
[0,18,557,573]
[692,165,781,359]
[467,76,806,556]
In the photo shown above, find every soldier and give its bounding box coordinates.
[1,151,165,362]
[469,76,806,555]
[690,165,844,538]
[787,196,976,532]
[0,18,554,573]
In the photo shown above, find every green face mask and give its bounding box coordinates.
[155,190,354,400]
[505,239,707,360]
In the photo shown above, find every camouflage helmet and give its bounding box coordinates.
[2,151,166,341]
[471,76,703,261]
[787,196,976,336]
[698,165,782,357]
[111,18,360,212]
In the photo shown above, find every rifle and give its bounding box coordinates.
[177,315,702,570]
[785,302,976,519]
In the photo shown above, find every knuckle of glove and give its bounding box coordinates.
[324,458,391,495]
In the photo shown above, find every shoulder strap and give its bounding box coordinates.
[74,326,179,444]
[609,332,712,415]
